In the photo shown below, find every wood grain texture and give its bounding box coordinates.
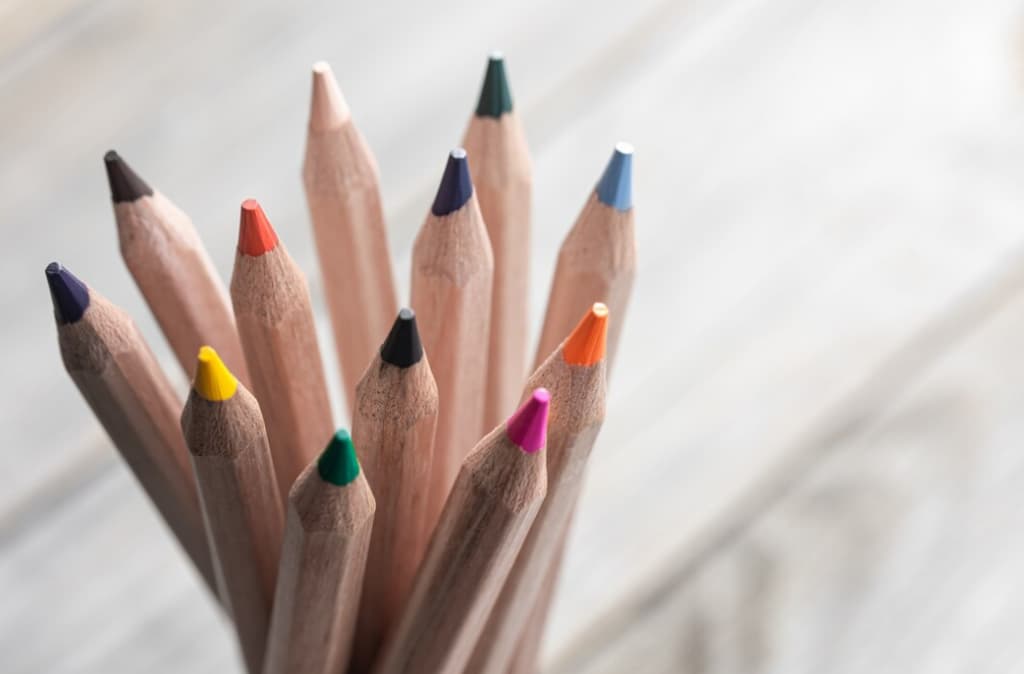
[114,191,249,386]
[410,188,494,529]
[463,112,533,430]
[264,456,375,674]
[56,290,215,594]
[372,424,547,674]
[303,63,399,413]
[181,383,284,674]
[231,243,334,501]
[350,350,439,671]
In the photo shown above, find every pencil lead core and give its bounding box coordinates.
[563,303,609,366]
[45,262,90,325]
[475,53,513,118]
[309,61,351,131]
[318,429,361,486]
[381,308,423,368]
[238,199,280,256]
[595,142,634,211]
[506,388,551,454]
[104,150,154,203]
[431,149,473,216]
[193,346,238,401]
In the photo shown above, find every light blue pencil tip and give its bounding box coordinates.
[595,142,634,211]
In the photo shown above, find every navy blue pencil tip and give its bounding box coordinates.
[45,262,90,325]
[595,142,634,211]
[431,149,473,216]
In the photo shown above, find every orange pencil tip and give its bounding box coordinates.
[238,199,279,256]
[562,303,609,366]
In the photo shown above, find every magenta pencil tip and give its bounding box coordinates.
[505,388,551,453]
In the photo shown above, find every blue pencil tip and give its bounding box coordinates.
[595,142,634,211]
[431,149,473,216]
[45,262,90,324]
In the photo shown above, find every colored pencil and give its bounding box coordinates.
[372,389,550,674]
[462,53,533,430]
[45,262,216,595]
[104,151,249,384]
[533,143,636,371]
[230,199,334,500]
[411,149,494,529]
[467,303,609,673]
[264,429,376,674]
[303,61,399,411]
[180,347,283,674]
[351,309,439,672]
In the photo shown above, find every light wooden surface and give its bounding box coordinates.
[5,0,1024,671]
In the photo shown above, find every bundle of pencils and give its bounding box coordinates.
[46,53,636,674]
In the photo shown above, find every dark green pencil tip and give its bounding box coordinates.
[475,52,513,118]
[317,429,360,486]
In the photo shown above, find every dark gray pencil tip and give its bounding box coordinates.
[381,308,423,367]
[104,150,153,203]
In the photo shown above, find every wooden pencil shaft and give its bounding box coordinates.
[114,192,249,385]
[303,70,398,412]
[264,461,375,674]
[231,245,334,501]
[411,192,494,529]
[463,112,533,431]
[372,427,546,674]
[182,387,283,674]
[533,193,636,372]
[57,293,216,594]
[350,354,439,672]
[506,542,565,674]
[467,353,606,673]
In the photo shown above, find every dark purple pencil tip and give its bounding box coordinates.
[45,262,90,324]
[380,308,423,368]
[431,148,473,216]
[104,150,153,203]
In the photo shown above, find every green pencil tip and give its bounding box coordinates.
[317,429,360,486]
[475,52,513,118]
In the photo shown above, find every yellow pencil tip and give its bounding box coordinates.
[193,346,238,401]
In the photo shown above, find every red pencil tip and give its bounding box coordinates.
[238,199,279,256]
[506,388,550,453]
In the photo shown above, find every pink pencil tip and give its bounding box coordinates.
[506,388,551,453]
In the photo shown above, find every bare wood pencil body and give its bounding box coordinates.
[411,150,494,528]
[181,348,283,674]
[468,306,608,674]
[105,152,249,384]
[372,391,549,674]
[303,62,398,411]
[534,145,636,372]
[351,310,439,672]
[47,264,215,594]
[462,54,533,431]
[231,200,334,500]
[264,431,375,674]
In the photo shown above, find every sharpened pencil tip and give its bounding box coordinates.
[563,303,609,366]
[193,346,238,402]
[238,199,279,256]
[506,388,551,454]
[595,142,634,211]
[381,308,423,368]
[104,151,153,203]
[45,261,90,325]
[309,61,351,131]
[431,149,473,216]
[475,53,513,118]
[318,429,360,486]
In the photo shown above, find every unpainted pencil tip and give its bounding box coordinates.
[44,261,90,325]
[563,303,609,366]
[380,307,424,368]
[430,149,473,216]
[238,199,280,256]
[193,346,238,402]
[318,429,361,486]
[103,150,153,204]
[505,388,551,454]
[475,53,513,118]
[309,61,351,131]
[595,142,634,211]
